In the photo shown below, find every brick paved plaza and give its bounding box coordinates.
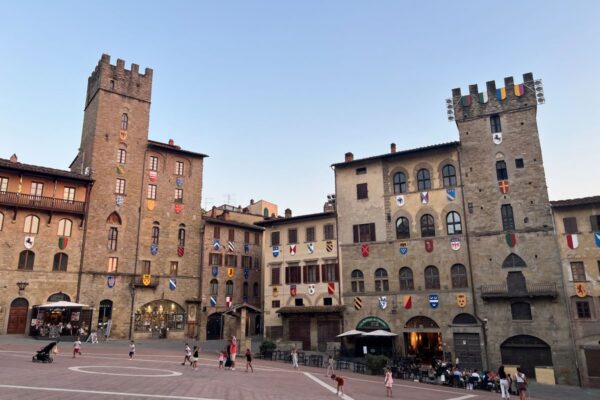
[1,337,598,400]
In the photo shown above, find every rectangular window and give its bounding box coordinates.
[107,257,118,273]
[242,256,252,268]
[63,187,76,202]
[147,184,157,199]
[271,231,280,246]
[323,297,333,306]
[324,224,335,240]
[209,253,222,266]
[271,267,280,285]
[228,228,235,241]
[305,264,320,283]
[306,227,315,242]
[356,167,367,175]
[272,300,280,308]
[356,183,368,199]
[322,263,339,282]
[170,261,178,276]
[175,161,184,176]
[244,231,250,244]
[115,178,125,194]
[515,158,524,168]
[353,223,376,243]
[141,260,151,275]
[174,188,183,203]
[563,217,578,234]
[0,177,8,193]
[254,232,260,245]
[570,262,586,281]
[295,298,304,306]
[149,156,159,171]
[253,257,261,270]
[501,204,515,231]
[117,149,127,164]
[108,227,118,251]
[288,228,298,244]
[30,182,44,197]
[285,265,302,284]
[590,215,600,231]
[226,254,237,267]
[490,114,502,133]
[214,226,220,239]
[576,301,591,319]
[151,226,159,245]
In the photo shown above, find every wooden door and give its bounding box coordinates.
[288,320,311,350]
[453,333,483,371]
[7,298,29,334]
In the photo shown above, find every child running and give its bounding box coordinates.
[192,345,199,370]
[218,350,225,369]
[245,349,253,373]
[72,336,82,358]
[182,343,192,366]
[331,374,345,397]
[128,340,135,359]
[384,367,394,397]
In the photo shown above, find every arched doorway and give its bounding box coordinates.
[404,316,442,361]
[47,292,70,302]
[451,313,483,371]
[8,298,29,334]
[501,335,552,379]
[355,316,394,357]
[206,313,222,340]
[254,315,262,335]
[134,300,186,338]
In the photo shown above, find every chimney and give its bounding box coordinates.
[390,143,396,153]
[284,208,292,218]
[9,154,18,163]
[345,152,354,162]
[168,139,174,146]
[210,206,217,218]
[250,199,255,205]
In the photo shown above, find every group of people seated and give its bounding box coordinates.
[33,322,87,338]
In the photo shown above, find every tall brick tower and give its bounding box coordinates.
[452,74,577,384]
[71,55,206,340]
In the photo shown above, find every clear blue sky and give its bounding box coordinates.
[1,1,598,215]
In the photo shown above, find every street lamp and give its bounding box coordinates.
[16,281,29,292]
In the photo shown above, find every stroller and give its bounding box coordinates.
[32,341,57,363]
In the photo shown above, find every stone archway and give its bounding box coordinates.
[501,335,552,379]
[8,298,29,334]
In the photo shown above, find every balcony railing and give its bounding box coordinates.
[480,282,558,299]
[0,191,86,214]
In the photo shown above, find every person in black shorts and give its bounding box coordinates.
[245,349,253,372]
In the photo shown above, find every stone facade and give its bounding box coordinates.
[0,157,92,335]
[551,196,600,387]
[257,210,341,351]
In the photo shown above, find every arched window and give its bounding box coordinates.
[396,217,410,239]
[399,267,414,291]
[374,268,389,292]
[496,160,508,180]
[452,313,478,325]
[108,227,118,251]
[47,292,70,302]
[424,266,440,289]
[502,253,527,268]
[98,299,113,325]
[178,224,186,247]
[226,280,234,295]
[511,302,532,320]
[121,113,128,130]
[210,279,218,295]
[53,253,68,272]
[420,214,435,237]
[451,264,468,288]
[417,168,431,191]
[442,164,457,187]
[106,212,122,225]
[243,282,249,298]
[351,269,364,293]
[393,172,407,194]
[117,148,127,164]
[57,218,72,237]
[0,212,4,231]
[253,282,259,298]
[446,212,462,235]
[24,215,40,234]
[18,250,35,270]
[152,225,160,246]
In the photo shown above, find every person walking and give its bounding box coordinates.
[128,340,135,359]
[182,343,192,366]
[229,336,238,371]
[326,355,335,377]
[72,336,82,358]
[515,367,527,400]
[498,365,510,400]
[291,347,299,370]
[245,349,253,373]
[218,350,225,369]
[192,345,199,370]
[384,367,394,397]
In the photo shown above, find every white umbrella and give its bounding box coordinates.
[37,301,89,308]
[361,329,398,337]
[337,329,366,337]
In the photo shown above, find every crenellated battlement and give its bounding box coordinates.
[450,73,537,121]
[85,54,153,108]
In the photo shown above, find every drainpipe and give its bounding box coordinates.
[197,222,205,340]
[456,146,490,370]
[331,165,344,341]
[75,181,94,303]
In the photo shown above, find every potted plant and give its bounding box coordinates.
[366,354,389,375]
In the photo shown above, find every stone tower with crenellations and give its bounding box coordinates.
[452,73,578,385]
